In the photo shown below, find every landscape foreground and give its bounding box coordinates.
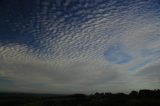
[1,89,160,106]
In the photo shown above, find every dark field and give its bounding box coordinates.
[1,90,160,106]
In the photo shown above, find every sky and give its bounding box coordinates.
[0,0,160,94]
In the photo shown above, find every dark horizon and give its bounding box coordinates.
[1,89,160,106]
[0,89,159,95]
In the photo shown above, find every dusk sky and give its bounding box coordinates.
[0,0,160,94]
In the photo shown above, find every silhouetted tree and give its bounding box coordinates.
[138,89,154,97]
[129,91,138,97]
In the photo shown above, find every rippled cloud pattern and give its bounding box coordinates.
[0,0,160,94]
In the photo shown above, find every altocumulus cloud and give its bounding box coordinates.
[0,0,160,94]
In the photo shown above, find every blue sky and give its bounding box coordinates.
[104,44,132,64]
[0,0,160,94]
